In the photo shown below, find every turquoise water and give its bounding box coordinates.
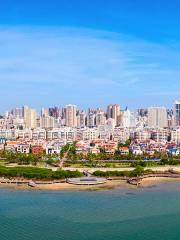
[1,183,180,240]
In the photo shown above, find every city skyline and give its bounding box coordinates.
[1,1,180,111]
[1,101,180,147]
[2,101,178,127]
[2,100,179,115]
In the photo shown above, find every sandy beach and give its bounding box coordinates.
[140,177,180,187]
[0,179,132,191]
[1,177,180,191]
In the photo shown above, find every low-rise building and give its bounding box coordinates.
[31,145,43,155]
[16,144,30,154]
[118,146,129,155]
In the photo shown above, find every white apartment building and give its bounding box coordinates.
[40,116,55,129]
[148,107,168,128]
[0,129,16,139]
[77,111,86,128]
[23,106,37,129]
[65,104,77,127]
[98,125,113,140]
[16,129,32,140]
[113,127,130,143]
[171,128,180,143]
[32,128,46,140]
[122,109,136,128]
[107,104,120,126]
[96,112,106,126]
[81,128,99,141]
[47,127,76,141]
[133,130,151,142]
[87,113,96,127]
[151,129,170,143]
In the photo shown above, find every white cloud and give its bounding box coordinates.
[0,26,180,110]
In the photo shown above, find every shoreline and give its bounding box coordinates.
[1,177,180,191]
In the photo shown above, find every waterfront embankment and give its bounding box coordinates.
[1,175,180,191]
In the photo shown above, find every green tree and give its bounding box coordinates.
[130,166,144,177]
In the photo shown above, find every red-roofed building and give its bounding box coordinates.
[119,146,129,155]
[31,145,43,156]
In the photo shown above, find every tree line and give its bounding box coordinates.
[93,166,151,177]
[0,165,149,179]
[0,166,83,180]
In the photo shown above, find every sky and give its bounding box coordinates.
[0,0,180,112]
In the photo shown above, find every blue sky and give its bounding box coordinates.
[0,0,180,112]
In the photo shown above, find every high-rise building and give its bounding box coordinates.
[107,104,120,126]
[138,108,148,117]
[96,112,106,126]
[174,101,180,127]
[49,107,61,119]
[122,109,136,128]
[12,107,23,118]
[23,106,37,129]
[87,112,96,127]
[41,108,49,117]
[65,104,77,127]
[79,111,86,127]
[40,116,55,129]
[148,107,167,128]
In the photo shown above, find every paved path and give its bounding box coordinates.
[63,166,180,173]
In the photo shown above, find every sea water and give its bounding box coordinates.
[1,182,180,240]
